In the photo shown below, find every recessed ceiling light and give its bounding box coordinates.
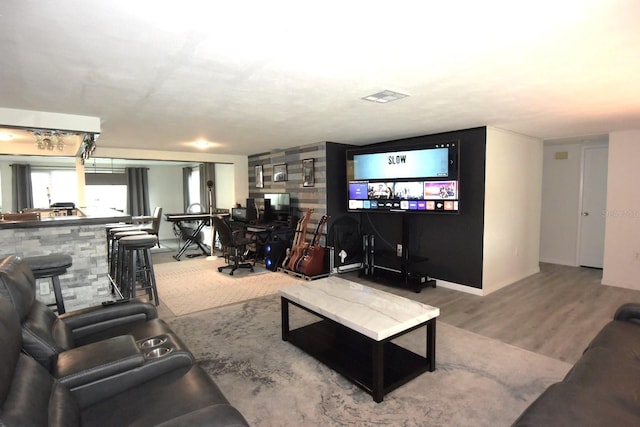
[192,139,219,149]
[362,90,409,103]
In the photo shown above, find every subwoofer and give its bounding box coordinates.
[263,228,295,271]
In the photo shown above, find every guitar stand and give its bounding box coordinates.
[278,247,332,281]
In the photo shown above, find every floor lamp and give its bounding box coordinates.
[206,180,217,260]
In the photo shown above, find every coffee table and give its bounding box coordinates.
[279,276,439,402]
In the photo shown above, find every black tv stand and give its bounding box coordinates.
[362,215,436,293]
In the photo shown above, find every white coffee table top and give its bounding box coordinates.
[279,276,440,341]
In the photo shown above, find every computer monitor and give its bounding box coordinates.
[263,193,290,222]
[231,207,248,222]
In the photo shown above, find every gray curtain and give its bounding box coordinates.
[182,167,191,211]
[125,167,150,216]
[199,163,216,214]
[11,164,33,212]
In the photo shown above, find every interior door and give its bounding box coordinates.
[578,146,608,268]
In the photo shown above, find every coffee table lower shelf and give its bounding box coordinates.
[282,299,435,402]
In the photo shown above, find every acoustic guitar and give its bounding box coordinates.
[296,215,329,277]
[284,209,313,270]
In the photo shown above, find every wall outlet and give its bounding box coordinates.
[39,281,50,296]
[396,244,403,257]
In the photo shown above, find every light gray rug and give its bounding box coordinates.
[168,294,571,426]
[154,257,300,315]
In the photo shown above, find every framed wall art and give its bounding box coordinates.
[302,158,315,187]
[255,165,264,188]
[273,163,288,182]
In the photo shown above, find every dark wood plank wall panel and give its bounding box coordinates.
[249,142,328,243]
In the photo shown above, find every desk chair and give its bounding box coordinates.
[211,215,256,275]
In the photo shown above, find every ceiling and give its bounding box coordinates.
[1,0,639,156]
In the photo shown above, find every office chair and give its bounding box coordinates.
[211,215,256,275]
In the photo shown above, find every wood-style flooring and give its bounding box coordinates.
[343,263,640,364]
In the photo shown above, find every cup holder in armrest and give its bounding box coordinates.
[145,346,173,359]
[139,336,168,349]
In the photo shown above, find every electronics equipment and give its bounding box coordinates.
[231,207,248,222]
[263,193,291,222]
[346,140,460,214]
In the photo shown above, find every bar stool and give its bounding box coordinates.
[105,222,128,265]
[23,254,73,315]
[108,226,142,276]
[112,230,148,296]
[118,234,159,305]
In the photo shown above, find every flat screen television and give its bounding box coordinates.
[346,140,460,214]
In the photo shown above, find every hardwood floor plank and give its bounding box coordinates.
[343,263,640,364]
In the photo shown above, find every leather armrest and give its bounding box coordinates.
[69,333,196,408]
[155,404,250,427]
[60,298,157,339]
[614,303,640,323]
[53,335,144,389]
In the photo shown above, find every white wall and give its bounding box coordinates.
[483,127,543,294]
[539,143,583,265]
[602,130,640,290]
[215,163,236,210]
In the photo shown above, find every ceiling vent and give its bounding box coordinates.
[362,90,409,103]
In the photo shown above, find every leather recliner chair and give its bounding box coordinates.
[0,297,249,426]
[0,255,174,370]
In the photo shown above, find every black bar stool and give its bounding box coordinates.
[112,230,148,296]
[105,222,128,265]
[23,254,73,314]
[118,234,159,305]
[108,226,143,277]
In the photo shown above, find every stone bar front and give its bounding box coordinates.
[0,208,130,311]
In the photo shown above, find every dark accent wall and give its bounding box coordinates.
[358,127,487,288]
[248,127,486,289]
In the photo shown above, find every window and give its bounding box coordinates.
[188,166,200,207]
[85,172,127,211]
[31,169,78,208]
[85,185,127,211]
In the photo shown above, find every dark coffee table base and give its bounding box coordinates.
[282,297,436,403]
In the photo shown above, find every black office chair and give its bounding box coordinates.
[211,215,256,275]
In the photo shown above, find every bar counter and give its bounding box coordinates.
[0,208,131,311]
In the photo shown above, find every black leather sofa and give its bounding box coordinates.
[513,303,640,426]
[0,255,249,426]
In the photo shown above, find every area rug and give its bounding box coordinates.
[153,257,301,316]
[168,294,572,427]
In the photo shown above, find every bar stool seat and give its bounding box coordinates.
[118,234,159,305]
[23,254,73,315]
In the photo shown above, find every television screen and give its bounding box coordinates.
[346,141,460,214]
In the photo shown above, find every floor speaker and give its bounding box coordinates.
[264,240,287,271]
[263,228,295,271]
